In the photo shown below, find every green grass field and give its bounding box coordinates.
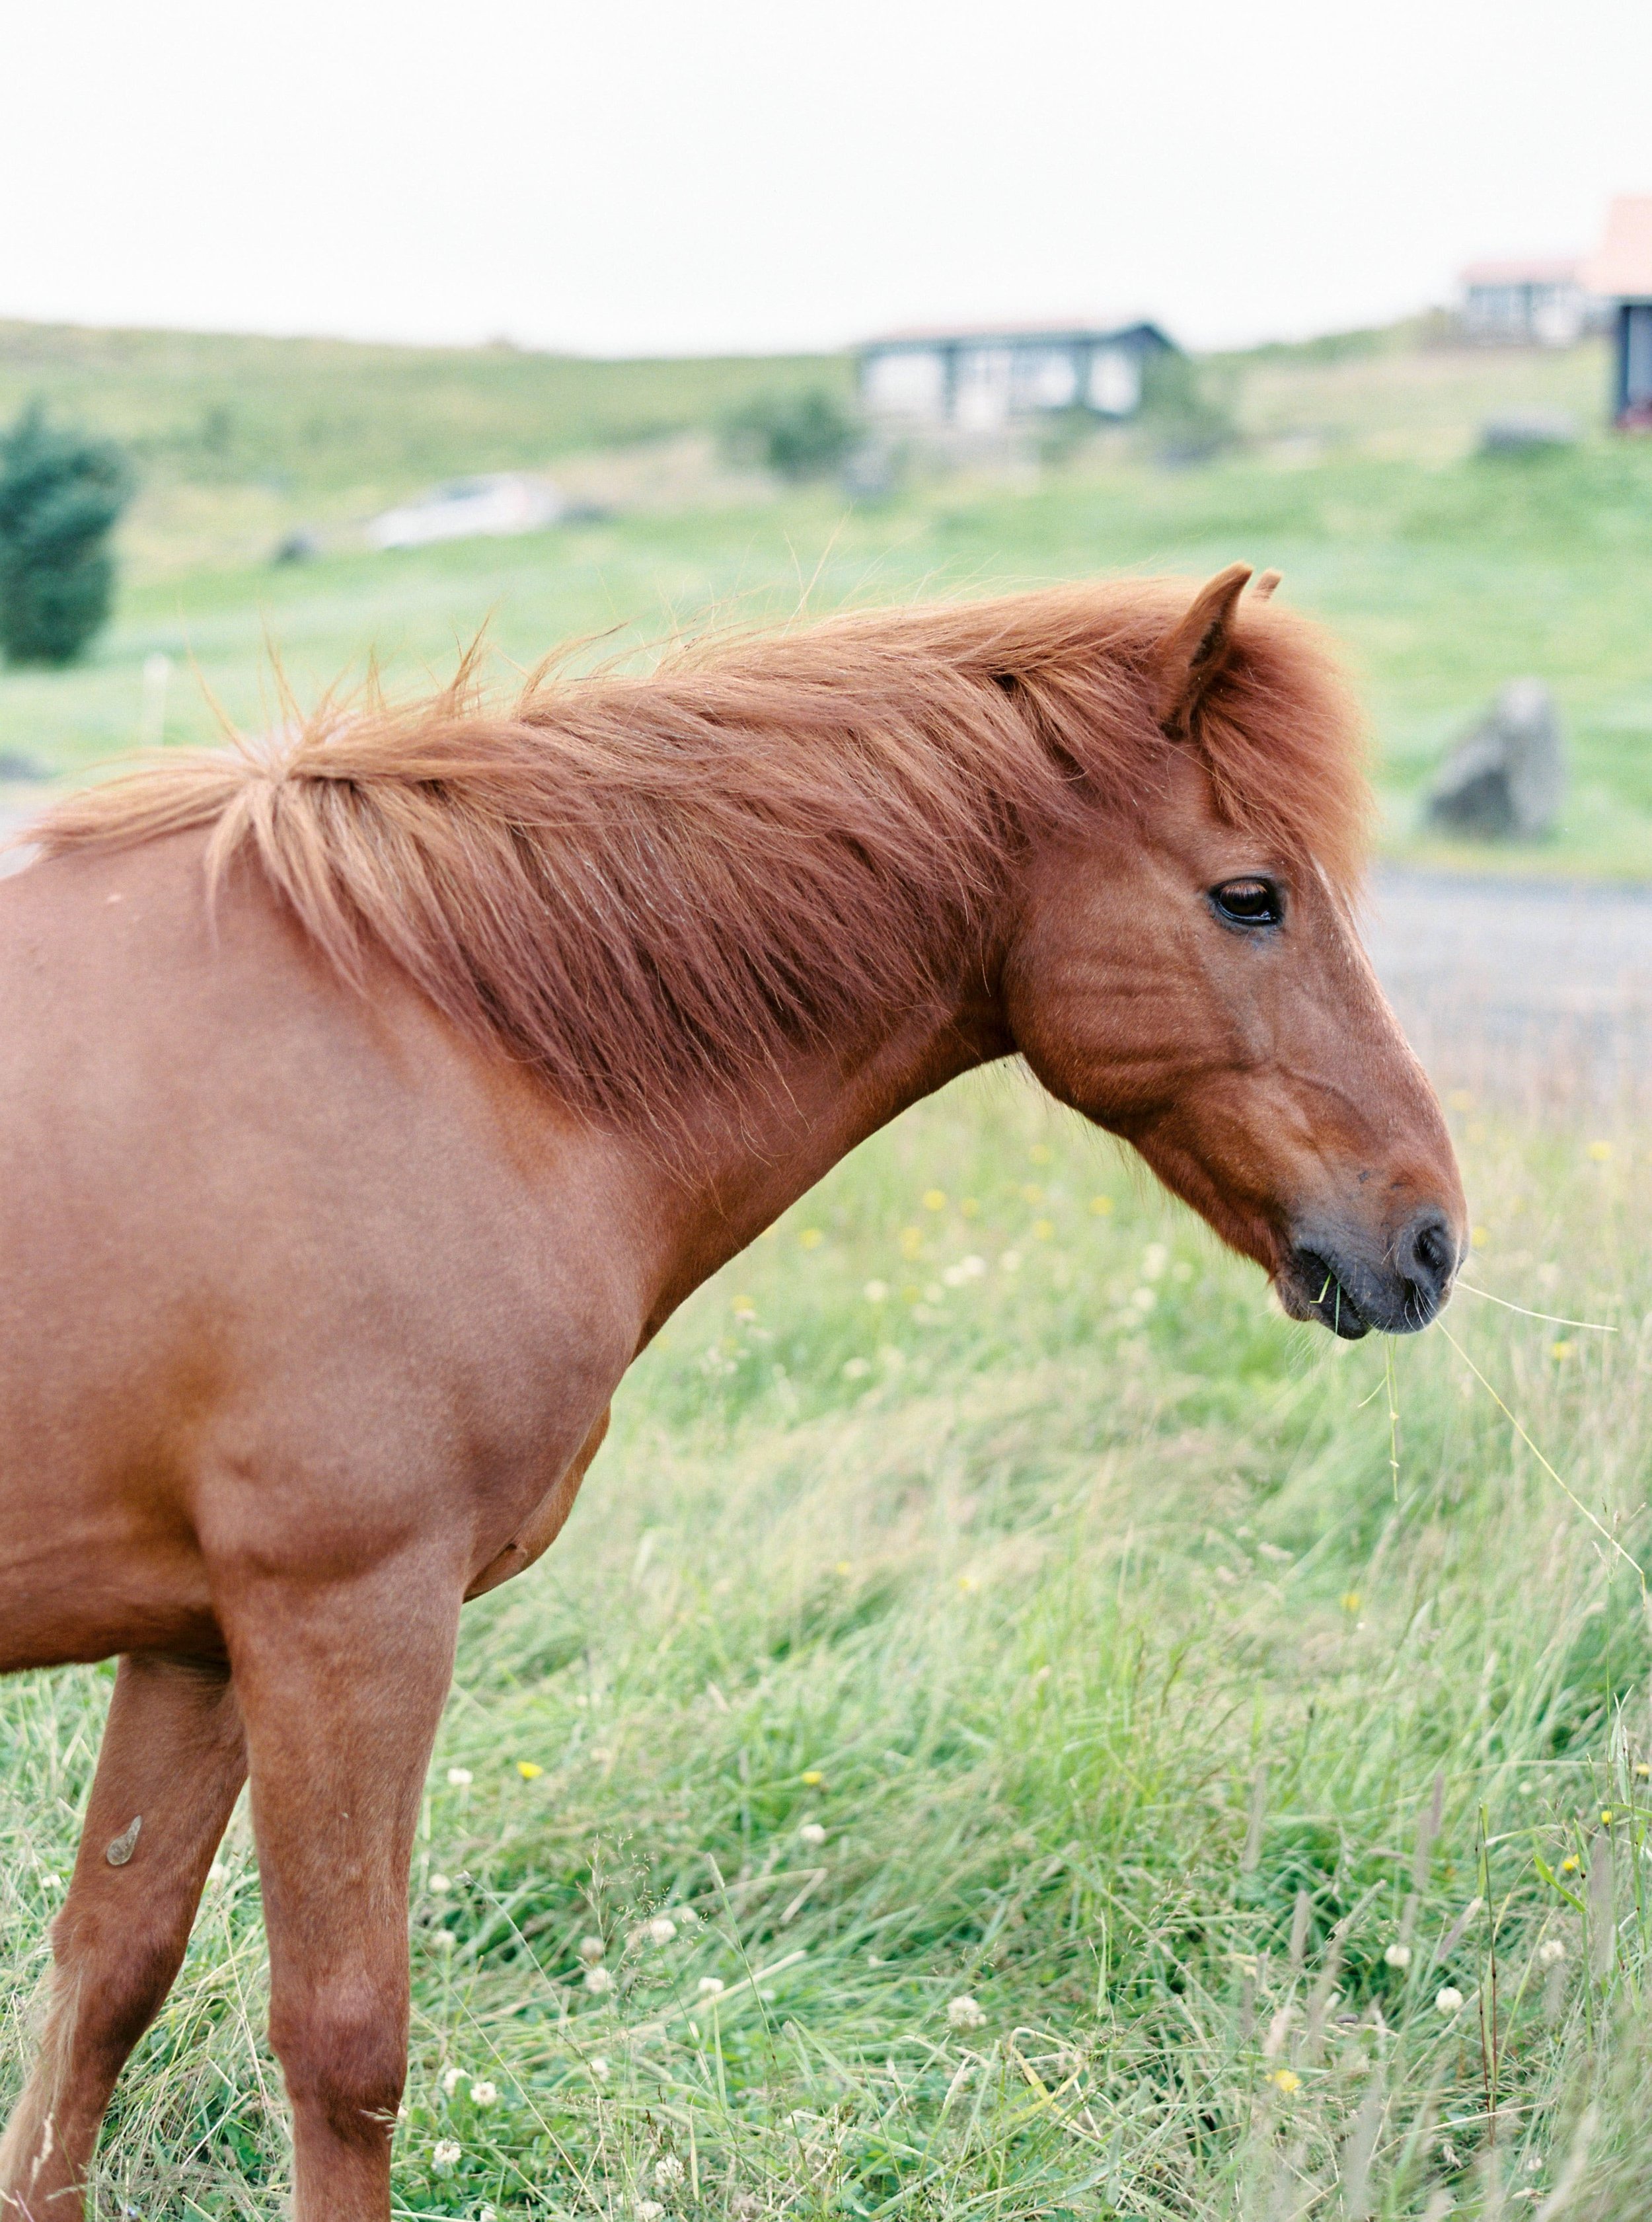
[1,319,1651,2217]
[1,1087,1647,2217]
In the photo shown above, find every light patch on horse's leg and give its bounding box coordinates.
[0,1657,245,2222]
[104,1817,141,1866]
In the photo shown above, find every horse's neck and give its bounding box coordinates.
[634,992,1011,1335]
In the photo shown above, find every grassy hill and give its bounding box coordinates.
[0,316,1648,873]
[0,319,851,496]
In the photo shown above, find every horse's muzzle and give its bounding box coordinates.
[1278,1207,1461,1340]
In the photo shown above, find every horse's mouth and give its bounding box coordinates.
[1277,1249,1372,1340]
[1296,1254,1372,1340]
[1277,1218,1458,1339]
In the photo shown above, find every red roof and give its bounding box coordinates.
[1583,197,1652,298]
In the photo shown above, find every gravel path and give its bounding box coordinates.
[1365,866,1652,1114]
[3,807,1647,1111]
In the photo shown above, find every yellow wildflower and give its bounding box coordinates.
[922,1188,946,1211]
[1268,2069,1300,2094]
[516,1760,544,1781]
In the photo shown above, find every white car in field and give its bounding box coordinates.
[366,473,564,551]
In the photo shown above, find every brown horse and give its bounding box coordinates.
[0,565,1463,2220]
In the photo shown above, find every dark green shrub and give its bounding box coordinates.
[723,387,857,481]
[0,405,132,667]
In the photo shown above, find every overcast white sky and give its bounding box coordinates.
[3,0,1648,357]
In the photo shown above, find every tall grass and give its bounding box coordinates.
[2,1077,1647,2219]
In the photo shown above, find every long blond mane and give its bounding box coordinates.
[32,582,1367,1131]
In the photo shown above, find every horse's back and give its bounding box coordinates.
[0,833,639,1671]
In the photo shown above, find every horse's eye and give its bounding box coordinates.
[1210,878,1283,927]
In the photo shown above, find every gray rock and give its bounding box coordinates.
[1426,679,1565,840]
[1479,412,1579,453]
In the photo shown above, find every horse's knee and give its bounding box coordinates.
[48,1911,184,2069]
[269,1976,406,2145]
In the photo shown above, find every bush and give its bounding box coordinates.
[1137,350,1238,465]
[0,404,132,667]
[724,387,857,482]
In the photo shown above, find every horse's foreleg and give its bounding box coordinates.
[225,1560,462,2222]
[0,1654,246,2222]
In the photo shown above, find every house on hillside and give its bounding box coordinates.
[1456,260,1595,346]
[1583,198,1652,428]
[856,321,1174,429]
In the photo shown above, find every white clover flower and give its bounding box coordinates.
[480,2207,496,2221]
[579,1935,606,1965]
[1383,1943,1411,1968]
[1435,1985,1464,2014]
[431,1930,457,1953]
[697,1976,726,1997]
[429,1873,452,1894]
[441,2066,467,2094]
[446,1766,473,1787]
[654,2155,686,2189]
[584,1964,615,1994]
[1538,1937,1567,1965]
[207,1862,227,1884]
[1142,1243,1169,1280]
[864,1280,888,1303]
[589,2055,611,2081]
[432,2139,461,2170]
[798,1821,827,1847]
[947,1995,987,2032]
[469,2081,498,2108]
[647,1916,677,1945]
[635,2203,664,2221]
[675,1905,698,1926]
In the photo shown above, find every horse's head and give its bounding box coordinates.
[1002,566,1465,1338]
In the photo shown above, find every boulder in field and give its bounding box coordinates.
[1425,679,1564,840]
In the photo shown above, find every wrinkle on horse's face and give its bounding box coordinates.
[1002,753,1466,1336]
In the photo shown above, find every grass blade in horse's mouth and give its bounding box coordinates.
[1303,1254,1371,1340]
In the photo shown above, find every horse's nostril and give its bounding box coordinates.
[1400,1210,1456,1301]
[1415,1222,1452,1278]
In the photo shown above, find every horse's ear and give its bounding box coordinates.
[1253,569,1281,601]
[1151,562,1252,734]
